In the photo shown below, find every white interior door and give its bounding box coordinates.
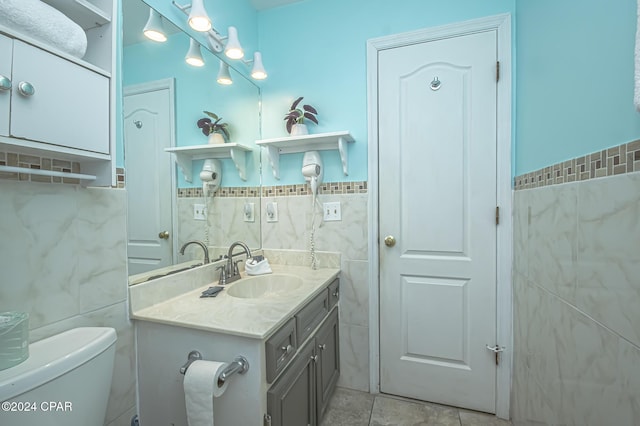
[124,83,174,275]
[378,30,498,413]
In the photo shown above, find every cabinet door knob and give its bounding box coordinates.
[280,344,293,355]
[318,344,326,351]
[158,230,170,239]
[0,75,11,91]
[18,81,35,97]
[332,289,339,298]
[310,355,318,362]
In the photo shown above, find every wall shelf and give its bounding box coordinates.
[256,131,355,180]
[165,143,253,182]
[41,0,111,30]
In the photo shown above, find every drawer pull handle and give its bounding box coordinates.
[280,344,293,355]
[332,289,339,298]
[0,75,11,91]
[318,344,326,351]
[18,81,35,97]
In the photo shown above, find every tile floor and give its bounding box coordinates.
[320,387,512,426]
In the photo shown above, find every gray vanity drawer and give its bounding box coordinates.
[327,278,340,310]
[296,290,329,344]
[266,318,297,383]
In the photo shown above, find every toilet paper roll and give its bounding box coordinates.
[183,360,229,426]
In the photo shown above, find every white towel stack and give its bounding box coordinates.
[0,0,87,59]
[245,256,272,276]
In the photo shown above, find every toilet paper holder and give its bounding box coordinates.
[179,350,249,388]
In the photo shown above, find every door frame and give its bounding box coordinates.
[123,78,178,267]
[366,14,512,418]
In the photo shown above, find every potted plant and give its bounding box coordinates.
[197,111,230,144]
[284,97,318,136]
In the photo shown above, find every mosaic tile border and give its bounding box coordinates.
[0,151,83,185]
[514,139,640,190]
[261,181,368,197]
[176,181,368,198]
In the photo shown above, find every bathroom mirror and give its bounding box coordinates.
[122,0,262,283]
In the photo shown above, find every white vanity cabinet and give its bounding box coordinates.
[0,34,11,136]
[4,37,109,154]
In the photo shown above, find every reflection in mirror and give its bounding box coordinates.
[122,0,261,283]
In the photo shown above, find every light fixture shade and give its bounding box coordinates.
[185,39,205,67]
[224,26,244,59]
[188,0,212,32]
[250,52,267,80]
[143,9,167,42]
[217,61,233,85]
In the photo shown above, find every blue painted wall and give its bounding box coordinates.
[123,32,261,188]
[515,0,640,175]
[257,0,515,186]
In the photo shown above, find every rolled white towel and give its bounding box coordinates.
[0,0,87,59]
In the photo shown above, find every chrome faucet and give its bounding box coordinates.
[179,240,210,264]
[223,241,252,285]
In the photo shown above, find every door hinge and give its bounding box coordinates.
[495,206,500,225]
[264,413,272,426]
[486,344,505,365]
[496,61,500,82]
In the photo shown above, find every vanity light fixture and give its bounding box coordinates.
[185,39,205,67]
[187,0,212,32]
[217,61,233,85]
[223,27,244,59]
[247,52,267,80]
[143,9,167,42]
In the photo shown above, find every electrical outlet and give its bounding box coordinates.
[266,202,278,222]
[244,202,255,222]
[193,204,206,221]
[323,202,341,221]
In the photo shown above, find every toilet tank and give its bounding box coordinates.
[0,327,117,426]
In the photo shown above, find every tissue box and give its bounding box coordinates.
[0,311,29,370]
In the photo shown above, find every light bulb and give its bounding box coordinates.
[188,0,212,32]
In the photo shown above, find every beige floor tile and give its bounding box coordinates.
[320,387,376,426]
[459,410,512,426]
[369,395,461,426]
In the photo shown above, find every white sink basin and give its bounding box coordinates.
[226,274,303,299]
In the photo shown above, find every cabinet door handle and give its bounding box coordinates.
[310,355,318,362]
[318,344,326,351]
[280,344,293,355]
[332,289,339,298]
[18,81,35,97]
[0,75,11,91]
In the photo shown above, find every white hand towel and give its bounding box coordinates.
[0,0,87,59]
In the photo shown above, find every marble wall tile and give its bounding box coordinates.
[576,172,640,347]
[339,260,369,328]
[527,183,578,303]
[0,181,134,426]
[338,323,370,392]
[261,195,309,250]
[512,190,529,277]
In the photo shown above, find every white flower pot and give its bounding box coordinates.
[290,123,308,136]
[208,132,226,145]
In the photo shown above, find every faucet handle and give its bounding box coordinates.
[216,264,227,285]
[233,259,244,275]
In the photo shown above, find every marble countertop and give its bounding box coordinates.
[130,264,340,340]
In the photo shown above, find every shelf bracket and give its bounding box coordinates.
[173,152,194,183]
[338,136,349,176]
[229,147,248,181]
[265,145,280,180]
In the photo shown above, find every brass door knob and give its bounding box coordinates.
[384,235,396,247]
[158,231,170,240]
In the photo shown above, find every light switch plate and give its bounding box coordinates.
[323,202,341,221]
[244,202,255,222]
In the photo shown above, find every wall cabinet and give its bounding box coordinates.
[267,305,340,426]
[2,36,109,154]
[0,0,116,186]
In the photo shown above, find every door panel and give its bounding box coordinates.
[379,30,498,413]
[124,87,174,275]
[0,35,12,137]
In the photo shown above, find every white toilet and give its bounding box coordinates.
[0,327,117,426]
